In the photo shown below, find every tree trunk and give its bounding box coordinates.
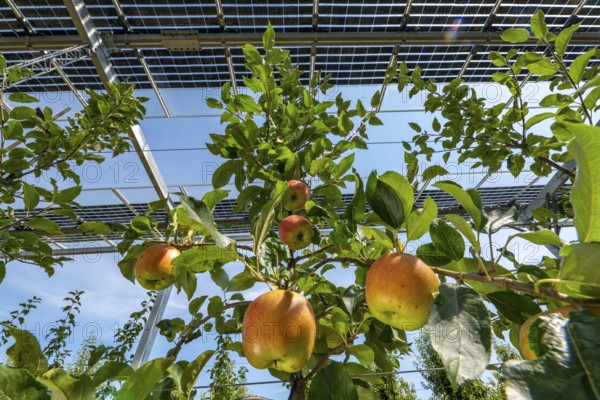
[287,373,307,400]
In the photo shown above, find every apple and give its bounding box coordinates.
[242,290,317,373]
[278,215,313,250]
[135,244,181,291]
[283,180,311,211]
[365,252,439,331]
[519,305,600,360]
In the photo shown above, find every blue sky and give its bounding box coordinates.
[0,78,568,398]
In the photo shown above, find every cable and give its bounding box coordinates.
[187,363,504,390]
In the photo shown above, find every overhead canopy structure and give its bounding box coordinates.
[2,0,594,370]
[0,0,592,249]
[1,0,599,93]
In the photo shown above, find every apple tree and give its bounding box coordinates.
[2,10,600,400]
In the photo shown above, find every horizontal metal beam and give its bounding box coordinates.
[0,31,598,51]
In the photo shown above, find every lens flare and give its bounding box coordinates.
[450,17,464,32]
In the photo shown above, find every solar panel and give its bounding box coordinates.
[0,0,597,92]
[11,184,567,247]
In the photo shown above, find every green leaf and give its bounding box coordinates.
[210,268,229,291]
[176,270,197,300]
[115,357,174,400]
[505,311,600,399]
[205,97,222,109]
[8,92,39,104]
[307,362,359,400]
[180,351,214,398]
[430,220,465,261]
[345,173,366,224]
[53,186,82,205]
[98,100,110,115]
[37,370,94,400]
[3,120,23,140]
[6,328,47,375]
[91,361,133,386]
[515,230,562,247]
[566,122,600,242]
[422,165,448,181]
[444,214,478,250]
[348,345,375,368]
[555,23,581,57]
[433,181,484,231]
[0,364,50,400]
[118,243,152,283]
[558,243,600,298]
[370,90,381,108]
[530,10,548,39]
[526,58,559,76]
[234,94,262,113]
[242,44,263,66]
[506,153,525,178]
[202,189,230,210]
[251,183,285,253]
[338,111,354,134]
[131,215,155,232]
[569,49,595,85]
[416,243,453,267]
[212,159,242,189]
[408,122,421,132]
[263,23,275,52]
[366,171,404,229]
[407,197,438,241]
[227,269,257,292]
[77,221,113,235]
[428,284,492,389]
[525,112,555,130]
[540,93,573,107]
[22,182,39,211]
[172,245,237,274]
[378,171,413,221]
[179,193,235,248]
[355,99,366,117]
[335,153,355,179]
[501,28,530,43]
[10,106,36,120]
[584,86,600,110]
[486,292,542,325]
[26,218,62,235]
[359,226,394,249]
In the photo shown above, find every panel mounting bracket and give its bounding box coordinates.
[161,30,201,51]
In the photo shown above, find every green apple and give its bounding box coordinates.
[278,215,313,250]
[135,244,180,290]
[365,252,439,331]
[283,180,311,211]
[242,290,317,373]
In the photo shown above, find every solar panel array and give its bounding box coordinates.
[13,184,565,246]
[0,0,598,91]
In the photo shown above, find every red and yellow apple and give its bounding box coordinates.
[278,215,313,250]
[242,290,317,373]
[135,244,181,291]
[519,305,600,360]
[283,180,311,211]
[365,252,439,331]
